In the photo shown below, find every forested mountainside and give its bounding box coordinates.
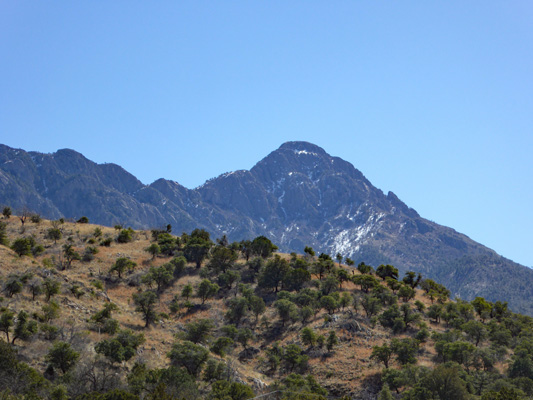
[1,142,532,315]
[0,217,532,399]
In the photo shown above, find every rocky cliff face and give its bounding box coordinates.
[1,142,532,314]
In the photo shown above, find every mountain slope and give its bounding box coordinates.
[1,142,532,314]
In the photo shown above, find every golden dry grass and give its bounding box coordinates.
[0,215,508,396]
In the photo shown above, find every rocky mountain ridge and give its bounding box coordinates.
[1,141,532,314]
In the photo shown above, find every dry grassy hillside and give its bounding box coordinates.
[0,214,529,400]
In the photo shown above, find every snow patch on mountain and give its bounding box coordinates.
[329,212,387,256]
[293,150,319,156]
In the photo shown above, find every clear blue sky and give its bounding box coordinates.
[1,2,532,267]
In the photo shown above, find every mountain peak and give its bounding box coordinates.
[278,141,328,156]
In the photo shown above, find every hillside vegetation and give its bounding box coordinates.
[0,212,532,399]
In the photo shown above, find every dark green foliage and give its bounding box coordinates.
[218,270,241,291]
[420,279,451,299]
[109,257,137,278]
[132,291,158,327]
[275,299,299,327]
[91,303,119,324]
[183,319,215,344]
[156,233,179,256]
[95,330,145,363]
[326,330,338,351]
[257,255,289,292]
[70,283,84,299]
[251,235,278,258]
[249,295,266,321]
[398,284,416,302]
[236,328,253,349]
[12,310,38,344]
[380,305,401,330]
[4,275,23,298]
[0,339,48,397]
[197,279,220,304]
[320,275,339,295]
[43,278,61,301]
[144,243,161,260]
[283,344,309,372]
[312,256,334,281]
[82,245,99,262]
[371,344,394,368]
[320,295,338,314]
[352,274,379,293]
[91,303,120,334]
[385,276,402,293]
[143,264,174,292]
[391,338,419,365]
[204,359,228,383]
[0,309,14,342]
[46,341,79,373]
[226,297,249,325]
[360,294,382,318]
[509,350,533,380]
[440,341,476,367]
[170,256,187,278]
[376,264,399,281]
[427,304,444,323]
[301,327,317,348]
[62,243,81,269]
[357,262,374,275]
[372,285,398,306]
[472,297,493,321]
[403,271,422,288]
[489,324,512,347]
[401,303,420,329]
[76,389,140,399]
[100,237,113,247]
[0,221,9,246]
[462,320,488,346]
[304,246,315,258]
[246,257,264,275]
[2,206,11,219]
[210,337,234,357]
[128,363,198,399]
[41,300,60,322]
[377,383,394,400]
[116,228,135,243]
[279,373,327,399]
[339,292,352,310]
[208,245,238,273]
[220,324,239,340]
[300,306,314,324]
[184,230,212,268]
[407,365,470,400]
[481,386,526,400]
[336,268,350,288]
[208,380,254,400]
[283,267,311,291]
[168,340,209,377]
[182,283,193,300]
[28,277,43,300]
[11,237,33,257]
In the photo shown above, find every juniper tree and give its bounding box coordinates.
[109,257,137,279]
[133,291,158,328]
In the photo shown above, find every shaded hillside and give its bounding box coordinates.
[1,142,532,315]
